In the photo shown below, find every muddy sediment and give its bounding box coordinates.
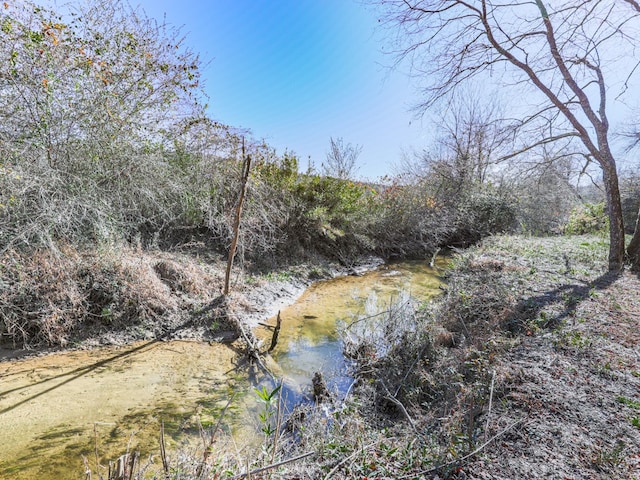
[0,255,440,480]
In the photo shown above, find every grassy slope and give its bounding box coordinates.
[454,235,640,478]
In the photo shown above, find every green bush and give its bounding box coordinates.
[238,153,375,262]
[564,202,609,235]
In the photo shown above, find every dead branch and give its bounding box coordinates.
[224,138,251,295]
[196,393,237,478]
[484,370,496,444]
[267,311,282,352]
[398,418,525,479]
[230,451,315,480]
[160,422,169,476]
[383,394,419,435]
[323,442,378,480]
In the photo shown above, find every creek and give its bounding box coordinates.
[0,259,444,479]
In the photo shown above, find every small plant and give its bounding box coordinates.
[263,271,292,282]
[616,396,640,410]
[591,441,626,471]
[308,265,326,279]
[254,384,282,437]
[560,291,580,306]
[100,306,114,322]
[595,362,615,378]
[554,330,592,350]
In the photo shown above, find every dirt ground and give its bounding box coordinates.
[451,236,640,479]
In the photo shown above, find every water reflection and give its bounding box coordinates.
[259,259,444,399]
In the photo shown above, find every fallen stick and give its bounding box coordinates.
[230,451,314,479]
[196,393,237,478]
[430,247,441,268]
[484,370,496,443]
[268,311,282,352]
[383,395,419,435]
[323,442,378,480]
[398,418,525,479]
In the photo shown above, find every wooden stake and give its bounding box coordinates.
[224,138,251,295]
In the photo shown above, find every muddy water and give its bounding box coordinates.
[0,260,444,479]
[0,341,250,479]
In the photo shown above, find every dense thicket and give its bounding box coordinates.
[0,0,222,249]
[0,0,519,267]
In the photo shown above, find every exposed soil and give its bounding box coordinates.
[3,235,639,479]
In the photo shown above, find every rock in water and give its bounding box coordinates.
[312,371,333,404]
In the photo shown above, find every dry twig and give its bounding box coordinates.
[323,442,378,480]
[398,418,525,479]
[230,451,315,480]
[484,370,496,443]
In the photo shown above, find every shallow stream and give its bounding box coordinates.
[0,260,444,479]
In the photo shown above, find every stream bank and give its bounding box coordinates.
[0,252,443,480]
[0,245,385,361]
[4,235,638,480]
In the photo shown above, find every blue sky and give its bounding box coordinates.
[135,0,428,179]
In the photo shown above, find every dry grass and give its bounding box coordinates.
[0,244,225,349]
[3,234,639,479]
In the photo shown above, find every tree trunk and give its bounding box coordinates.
[602,165,625,272]
[626,206,640,270]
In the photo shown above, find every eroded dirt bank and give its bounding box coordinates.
[3,236,639,479]
[0,244,383,360]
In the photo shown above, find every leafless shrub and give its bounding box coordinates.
[507,153,582,234]
[620,172,640,234]
[0,247,85,347]
[436,257,519,337]
[322,136,362,180]
[0,0,242,253]
[340,291,440,419]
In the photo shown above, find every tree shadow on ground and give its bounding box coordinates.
[506,270,621,332]
[0,340,164,415]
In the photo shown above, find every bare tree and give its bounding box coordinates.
[419,91,510,191]
[323,137,362,180]
[372,0,640,271]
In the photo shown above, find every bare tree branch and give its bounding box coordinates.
[623,0,640,13]
[371,0,640,270]
[323,137,362,179]
[497,132,580,163]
